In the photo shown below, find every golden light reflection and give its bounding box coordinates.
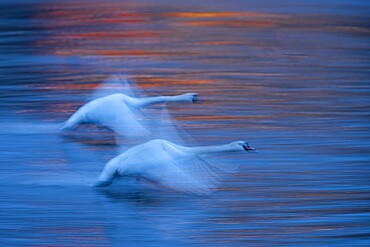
[182,20,276,28]
[162,11,285,19]
[27,0,370,135]
[33,2,290,58]
[163,12,238,18]
[33,1,369,62]
[164,11,286,28]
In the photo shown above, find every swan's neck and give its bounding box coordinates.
[189,144,236,155]
[137,94,189,107]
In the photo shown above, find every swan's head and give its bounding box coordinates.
[180,93,199,103]
[230,141,256,152]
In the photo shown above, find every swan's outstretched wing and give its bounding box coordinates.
[90,74,139,101]
[86,75,198,151]
[89,75,179,146]
[147,155,233,194]
[144,105,195,146]
[151,106,184,144]
[112,111,151,142]
[115,103,192,151]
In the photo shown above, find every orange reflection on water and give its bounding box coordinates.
[69,30,163,39]
[53,49,195,57]
[135,77,214,88]
[182,20,276,28]
[163,12,238,18]
[162,11,285,19]
[33,2,289,58]
[41,83,100,90]
[34,77,214,94]
[165,11,285,28]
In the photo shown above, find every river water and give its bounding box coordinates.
[0,0,369,246]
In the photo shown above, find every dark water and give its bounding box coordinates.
[0,0,370,246]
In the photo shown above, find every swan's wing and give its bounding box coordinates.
[115,103,189,151]
[144,104,195,146]
[90,74,139,101]
[147,155,233,194]
[112,113,151,141]
[112,106,154,152]
[198,153,240,174]
[150,105,183,143]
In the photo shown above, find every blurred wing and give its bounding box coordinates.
[145,104,196,146]
[149,155,233,194]
[112,107,153,152]
[88,74,151,150]
[115,103,193,151]
[198,153,240,174]
[90,74,139,101]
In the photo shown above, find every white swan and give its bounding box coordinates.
[94,139,256,193]
[60,75,198,139]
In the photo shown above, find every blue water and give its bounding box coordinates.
[0,0,369,246]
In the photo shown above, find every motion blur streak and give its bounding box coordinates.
[0,0,369,246]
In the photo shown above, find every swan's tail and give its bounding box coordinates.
[93,179,113,187]
[93,160,118,187]
[60,117,79,131]
[60,106,88,131]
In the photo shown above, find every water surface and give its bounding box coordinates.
[0,0,369,246]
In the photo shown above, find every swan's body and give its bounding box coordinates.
[60,89,198,138]
[61,93,143,137]
[95,139,256,193]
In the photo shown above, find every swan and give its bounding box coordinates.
[94,139,256,193]
[60,75,198,139]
